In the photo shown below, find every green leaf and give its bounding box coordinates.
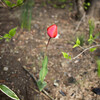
[37,80,47,91]
[73,44,79,48]
[17,0,24,5]
[9,27,17,37]
[84,6,87,10]
[0,84,19,100]
[39,56,48,83]
[96,60,100,77]
[0,37,3,40]
[89,20,94,35]
[76,38,80,45]
[6,39,10,42]
[89,48,96,52]
[62,52,71,60]
[3,0,16,7]
[3,0,12,7]
[73,38,80,48]
[87,2,90,6]
[3,34,11,39]
[88,34,94,44]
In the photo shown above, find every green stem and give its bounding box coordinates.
[44,37,51,57]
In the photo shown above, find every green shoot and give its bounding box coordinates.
[89,19,94,35]
[0,27,17,42]
[96,60,100,77]
[73,38,80,48]
[62,52,71,60]
[88,20,95,44]
[37,56,48,91]
[3,0,24,8]
[84,2,90,10]
[21,0,34,30]
[89,47,97,52]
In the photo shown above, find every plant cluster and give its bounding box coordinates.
[84,1,91,10]
[2,0,24,8]
[62,20,100,77]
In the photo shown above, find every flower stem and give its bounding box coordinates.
[44,37,51,57]
[46,37,51,50]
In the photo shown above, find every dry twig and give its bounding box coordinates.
[71,44,100,60]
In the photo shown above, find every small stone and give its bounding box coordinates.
[3,67,8,71]
[92,88,100,95]
[59,90,66,96]
[54,80,59,87]
[74,59,79,63]
[18,58,21,61]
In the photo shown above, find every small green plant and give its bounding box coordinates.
[88,20,95,44]
[78,35,84,46]
[84,2,90,10]
[3,0,24,8]
[21,0,34,30]
[73,37,80,48]
[37,56,48,91]
[62,19,100,77]
[47,0,67,9]
[0,84,20,100]
[96,60,100,77]
[37,24,57,91]
[0,27,17,41]
[89,47,96,52]
[62,52,71,60]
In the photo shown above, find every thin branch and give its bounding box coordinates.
[42,90,55,100]
[22,66,37,84]
[71,44,100,60]
[46,37,51,50]
[30,86,50,100]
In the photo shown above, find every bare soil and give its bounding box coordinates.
[0,1,100,100]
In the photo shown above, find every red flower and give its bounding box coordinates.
[47,24,57,38]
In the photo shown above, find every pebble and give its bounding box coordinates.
[18,58,21,61]
[59,90,66,96]
[92,88,100,95]
[74,59,80,63]
[3,67,8,71]
[54,80,59,87]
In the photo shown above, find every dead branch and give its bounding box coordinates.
[71,44,100,60]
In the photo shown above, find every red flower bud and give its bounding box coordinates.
[47,24,57,38]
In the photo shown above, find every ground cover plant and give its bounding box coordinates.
[62,20,100,76]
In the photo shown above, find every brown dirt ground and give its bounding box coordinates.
[0,1,100,100]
